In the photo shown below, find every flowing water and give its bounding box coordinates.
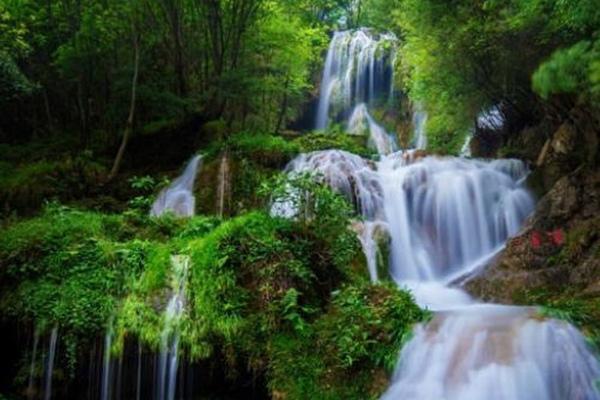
[93,160,199,400]
[101,330,114,400]
[315,29,397,154]
[43,327,58,400]
[27,330,39,400]
[151,155,203,217]
[156,254,190,400]
[72,28,598,400]
[278,28,600,399]
[280,147,600,399]
[412,105,427,150]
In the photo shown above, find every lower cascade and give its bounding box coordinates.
[280,148,600,399]
[382,305,600,400]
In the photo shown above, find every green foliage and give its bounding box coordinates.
[226,132,300,167]
[199,132,300,216]
[127,175,169,213]
[268,280,428,399]
[388,0,600,153]
[517,289,600,349]
[0,150,107,214]
[0,52,35,102]
[533,39,600,102]
[320,282,426,371]
[0,205,142,372]
[295,131,374,157]
[185,201,359,358]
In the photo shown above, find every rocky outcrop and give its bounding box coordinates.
[465,167,600,303]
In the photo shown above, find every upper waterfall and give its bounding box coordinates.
[315,29,398,154]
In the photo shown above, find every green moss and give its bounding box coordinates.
[0,178,425,398]
[0,205,217,371]
[268,281,428,399]
[198,132,302,216]
[295,131,374,157]
[206,132,300,168]
[562,217,600,260]
[515,289,600,349]
[0,152,107,214]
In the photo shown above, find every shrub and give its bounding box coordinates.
[295,131,374,157]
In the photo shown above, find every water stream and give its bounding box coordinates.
[156,254,190,400]
[43,327,58,400]
[27,330,39,400]
[288,28,600,399]
[151,155,203,217]
[315,29,397,154]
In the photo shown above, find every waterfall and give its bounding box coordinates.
[314,29,397,155]
[101,330,113,400]
[354,220,388,282]
[27,330,40,400]
[379,156,534,282]
[460,131,473,157]
[280,147,600,399]
[412,105,427,150]
[381,305,600,400]
[348,103,396,154]
[43,327,58,400]
[156,255,190,400]
[151,155,203,217]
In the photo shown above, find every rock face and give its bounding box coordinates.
[465,167,600,303]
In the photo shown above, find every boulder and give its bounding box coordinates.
[465,167,600,304]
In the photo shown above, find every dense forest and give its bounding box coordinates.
[1,0,599,399]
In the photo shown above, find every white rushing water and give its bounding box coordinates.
[412,105,427,150]
[27,330,40,400]
[151,155,203,217]
[43,327,58,400]
[382,305,600,400]
[156,254,190,400]
[101,330,113,400]
[279,147,600,399]
[315,29,398,154]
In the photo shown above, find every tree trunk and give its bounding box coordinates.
[108,27,140,181]
[275,76,290,133]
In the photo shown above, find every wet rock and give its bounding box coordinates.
[465,167,600,304]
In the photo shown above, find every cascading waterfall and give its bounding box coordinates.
[156,254,190,400]
[315,29,397,154]
[93,158,198,400]
[381,305,600,400]
[380,156,534,282]
[151,155,203,217]
[279,147,600,399]
[412,105,427,150]
[43,327,58,400]
[27,330,40,400]
[101,330,113,400]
